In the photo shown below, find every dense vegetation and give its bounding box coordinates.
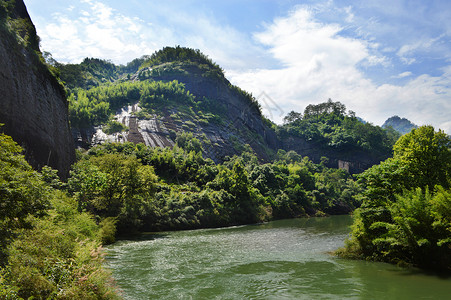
[0,129,119,298]
[337,126,451,271]
[279,99,400,159]
[68,79,223,131]
[68,137,362,233]
[55,57,120,90]
[139,46,224,77]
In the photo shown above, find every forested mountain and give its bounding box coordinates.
[64,46,278,164]
[278,100,400,172]
[382,115,418,135]
[62,47,398,173]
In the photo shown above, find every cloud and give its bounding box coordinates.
[392,71,412,79]
[228,6,451,133]
[34,1,155,64]
[34,0,264,68]
[397,35,446,65]
[343,6,354,23]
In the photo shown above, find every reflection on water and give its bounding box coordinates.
[106,216,451,299]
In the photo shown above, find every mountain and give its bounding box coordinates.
[62,47,399,173]
[278,100,400,172]
[382,115,418,135]
[0,0,74,177]
[68,47,278,162]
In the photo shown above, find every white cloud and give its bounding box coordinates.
[392,71,412,78]
[35,1,155,64]
[34,0,264,68]
[397,34,446,65]
[344,6,354,23]
[228,7,451,133]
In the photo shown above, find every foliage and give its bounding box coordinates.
[1,194,119,299]
[392,126,451,190]
[57,57,120,90]
[175,132,203,153]
[73,142,362,232]
[118,55,150,74]
[339,126,451,271]
[68,80,196,129]
[280,99,400,158]
[103,120,128,135]
[68,153,158,234]
[139,46,224,77]
[0,131,119,298]
[0,131,50,264]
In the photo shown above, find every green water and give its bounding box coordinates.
[106,216,451,299]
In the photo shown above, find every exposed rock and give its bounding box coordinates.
[147,66,280,160]
[282,135,380,173]
[0,0,75,177]
[73,104,174,149]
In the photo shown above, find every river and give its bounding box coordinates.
[105,215,451,299]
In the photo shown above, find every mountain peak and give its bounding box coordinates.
[382,115,418,135]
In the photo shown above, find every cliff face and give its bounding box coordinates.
[73,62,279,163]
[153,67,280,160]
[282,135,379,173]
[0,0,75,177]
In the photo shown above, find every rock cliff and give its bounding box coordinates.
[148,65,280,160]
[0,0,74,177]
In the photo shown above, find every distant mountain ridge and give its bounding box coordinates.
[382,115,418,135]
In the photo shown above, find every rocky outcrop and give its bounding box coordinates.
[0,0,75,177]
[282,135,380,173]
[148,66,279,160]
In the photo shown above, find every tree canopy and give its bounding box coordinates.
[279,99,400,157]
[338,125,451,271]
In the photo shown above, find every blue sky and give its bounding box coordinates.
[24,0,451,132]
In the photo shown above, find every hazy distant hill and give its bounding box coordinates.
[382,115,418,135]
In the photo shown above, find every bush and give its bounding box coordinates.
[103,120,128,135]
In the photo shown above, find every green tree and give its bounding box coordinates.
[68,153,158,233]
[0,131,50,264]
[393,125,451,190]
[339,126,451,271]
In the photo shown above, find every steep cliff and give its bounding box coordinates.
[0,0,75,177]
[144,63,280,160]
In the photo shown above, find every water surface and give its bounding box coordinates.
[106,216,451,299]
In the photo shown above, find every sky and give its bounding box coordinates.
[24,0,451,132]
